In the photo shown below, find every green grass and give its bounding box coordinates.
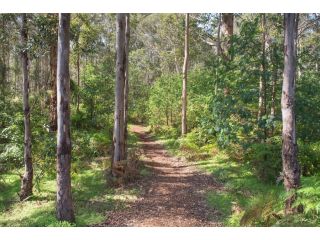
[0,163,140,226]
[0,129,142,227]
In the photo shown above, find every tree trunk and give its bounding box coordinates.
[221,13,234,57]
[56,13,75,223]
[112,13,126,175]
[221,13,233,94]
[258,14,266,119]
[271,45,278,120]
[282,13,301,215]
[19,13,33,201]
[258,14,267,141]
[270,66,277,136]
[76,51,80,113]
[124,14,130,159]
[49,18,58,132]
[216,14,222,56]
[181,13,189,136]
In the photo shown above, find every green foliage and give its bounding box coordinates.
[207,191,233,218]
[239,191,284,226]
[244,136,282,183]
[0,100,24,172]
[298,141,320,176]
[295,176,320,218]
[73,62,114,129]
[148,74,181,129]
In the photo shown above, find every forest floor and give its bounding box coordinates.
[99,125,222,227]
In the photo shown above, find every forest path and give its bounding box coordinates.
[101,125,222,227]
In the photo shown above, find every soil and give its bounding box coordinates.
[98,125,222,227]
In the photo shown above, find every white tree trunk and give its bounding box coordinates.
[181,13,189,136]
[258,14,267,141]
[282,13,301,215]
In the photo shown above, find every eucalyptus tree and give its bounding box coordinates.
[282,13,301,214]
[112,13,127,175]
[124,14,130,159]
[48,14,58,132]
[181,13,189,136]
[19,13,33,201]
[56,13,75,222]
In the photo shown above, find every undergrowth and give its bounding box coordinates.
[0,127,141,227]
[155,129,320,227]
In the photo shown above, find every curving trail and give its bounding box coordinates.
[100,125,222,227]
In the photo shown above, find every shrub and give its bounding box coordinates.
[244,137,282,183]
[298,141,320,176]
[152,125,179,139]
[295,175,320,220]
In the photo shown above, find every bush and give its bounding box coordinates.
[298,141,320,176]
[240,191,284,226]
[226,143,245,162]
[0,114,24,171]
[295,175,320,219]
[244,137,282,183]
[152,125,179,139]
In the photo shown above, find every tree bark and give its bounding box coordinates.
[270,66,277,136]
[49,17,58,132]
[258,14,268,142]
[282,13,301,215]
[270,70,277,118]
[124,14,130,159]
[221,13,233,94]
[76,50,80,113]
[112,13,126,175]
[222,13,234,36]
[221,13,234,57]
[19,13,33,201]
[181,13,189,136]
[258,14,266,120]
[56,13,75,223]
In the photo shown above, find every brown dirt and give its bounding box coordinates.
[99,125,222,227]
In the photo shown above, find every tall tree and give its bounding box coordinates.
[258,13,268,142]
[56,13,75,222]
[48,14,58,132]
[19,13,33,201]
[282,13,301,214]
[124,14,130,159]
[181,13,189,136]
[112,13,126,175]
[258,14,267,121]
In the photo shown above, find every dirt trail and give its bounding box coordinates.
[101,125,222,227]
